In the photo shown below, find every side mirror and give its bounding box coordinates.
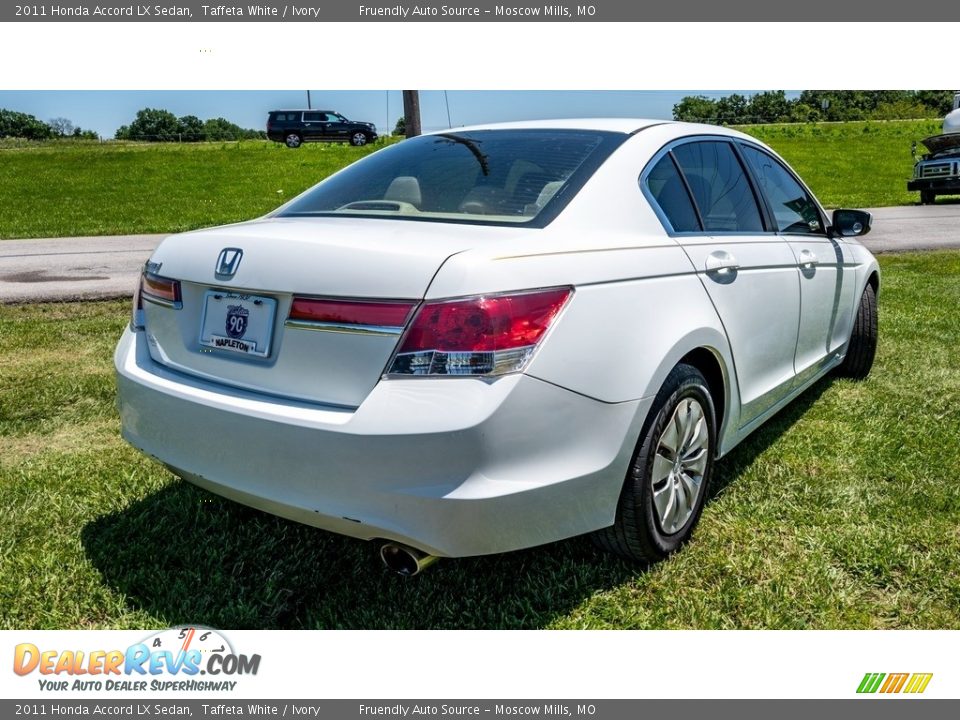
[831,209,872,238]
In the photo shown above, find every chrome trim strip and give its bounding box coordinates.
[142,294,182,310]
[284,319,403,337]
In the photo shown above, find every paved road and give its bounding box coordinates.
[0,204,957,303]
[860,204,960,252]
[0,234,166,303]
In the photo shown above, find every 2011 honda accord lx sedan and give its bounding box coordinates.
[115,119,879,575]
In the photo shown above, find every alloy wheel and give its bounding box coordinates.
[651,397,709,534]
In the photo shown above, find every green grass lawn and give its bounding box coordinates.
[0,120,943,239]
[1,251,958,630]
[0,140,389,240]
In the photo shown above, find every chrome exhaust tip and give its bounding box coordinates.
[380,542,439,577]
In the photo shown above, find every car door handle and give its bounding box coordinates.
[798,249,818,268]
[705,250,739,274]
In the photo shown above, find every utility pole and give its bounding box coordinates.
[402,90,422,138]
[306,90,312,109]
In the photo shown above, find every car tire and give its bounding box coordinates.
[350,131,370,147]
[592,363,716,564]
[920,190,935,205]
[284,133,303,149]
[836,283,878,380]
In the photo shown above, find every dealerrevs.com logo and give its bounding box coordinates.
[13,627,261,693]
[857,673,933,694]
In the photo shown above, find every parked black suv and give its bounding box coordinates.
[267,110,378,148]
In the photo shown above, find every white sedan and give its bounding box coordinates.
[115,119,879,575]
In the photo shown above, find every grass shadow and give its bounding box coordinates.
[81,376,836,630]
[708,375,834,500]
[81,484,642,630]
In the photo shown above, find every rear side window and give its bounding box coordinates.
[740,145,824,235]
[672,141,764,233]
[645,155,701,232]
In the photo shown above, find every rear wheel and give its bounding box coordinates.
[284,132,302,149]
[350,131,370,147]
[592,364,716,563]
[920,190,935,205]
[837,283,878,380]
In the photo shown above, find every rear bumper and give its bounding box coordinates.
[908,178,960,193]
[114,328,648,557]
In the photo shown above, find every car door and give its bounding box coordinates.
[646,139,802,428]
[739,144,857,387]
[325,112,351,141]
[301,111,325,141]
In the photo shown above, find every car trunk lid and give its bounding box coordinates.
[141,217,502,407]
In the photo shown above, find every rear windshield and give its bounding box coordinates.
[277,129,626,227]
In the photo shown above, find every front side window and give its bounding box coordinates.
[671,141,764,233]
[740,145,823,235]
[278,129,626,227]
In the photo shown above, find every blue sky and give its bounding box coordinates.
[0,90,795,137]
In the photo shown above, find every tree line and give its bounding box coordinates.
[0,109,98,140]
[673,90,957,125]
[0,107,265,141]
[114,108,265,141]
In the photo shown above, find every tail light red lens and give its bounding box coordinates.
[288,298,417,330]
[140,272,182,307]
[387,287,572,377]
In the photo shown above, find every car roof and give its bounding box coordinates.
[270,109,339,113]
[424,118,755,141]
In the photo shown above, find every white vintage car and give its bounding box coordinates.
[115,120,879,575]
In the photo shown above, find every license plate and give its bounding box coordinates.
[199,291,277,358]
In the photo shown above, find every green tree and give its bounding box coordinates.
[393,116,406,135]
[672,95,717,122]
[203,117,264,141]
[0,109,54,139]
[177,114,204,141]
[747,91,791,123]
[786,102,821,123]
[115,108,180,141]
[914,90,956,117]
[715,94,748,124]
[871,100,928,120]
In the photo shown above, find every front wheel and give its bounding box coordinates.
[349,131,370,147]
[836,283,878,380]
[592,363,716,564]
[920,190,935,205]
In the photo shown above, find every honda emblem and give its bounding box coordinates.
[215,248,243,279]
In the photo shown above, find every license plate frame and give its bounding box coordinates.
[199,290,277,358]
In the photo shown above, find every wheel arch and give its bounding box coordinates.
[677,346,727,447]
[640,328,739,456]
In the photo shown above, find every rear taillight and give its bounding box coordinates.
[140,272,182,308]
[386,287,572,377]
[287,297,417,336]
